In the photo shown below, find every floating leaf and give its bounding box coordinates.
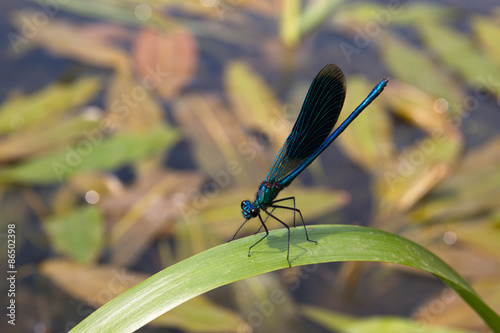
[335,2,455,27]
[300,0,343,35]
[174,217,222,262]
[473,15,500,68]
[280,0,301,47]
[0,76,101,134]
[66,172,124,199]
[10,11,130,73]
[106,171,204,266]
[152,295,248,332]
[408,136,500,223]
[401,214,500,281]
[40,259,146,308]
[174,93,270,185]
[379,34,464,119]
[301,304,475,333]
[134,27,198,99]
[413,278,500,332]
[225,61,291,150]
[0,115,100,162]
[404,238,500,281]
[418,22,500,96]
[0,126,178,184]
[450,218,500,259]
[43,205,104,263]
[386,81,451,132]
[375,128,462,220]
[32,0,170,29]
[40,259,246,332]
[105,73,165,133]
[232,275,295,332]
[150,0,242,21]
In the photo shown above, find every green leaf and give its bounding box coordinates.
[409,136,500,223]
[300,0,344,35]
[280,0,301,47]
[375,128,462,219]
[418,22,500,96]
[43,205,104,263]
[473,15,500,67]
[301,305,475,333]
[0,126,178,184]
[224,61,287,143]
[70,225,500,333]
[379,34,464,119]
[389,2,455,25]
[151,295,247,332]
[174,92,271,186]
[0,115,101,162]
[28,0,170,29]
[334,2,454,28]
[0,76,101,134]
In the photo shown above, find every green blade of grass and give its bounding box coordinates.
[71,224,499,332]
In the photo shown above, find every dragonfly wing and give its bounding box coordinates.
[266,64,346,183]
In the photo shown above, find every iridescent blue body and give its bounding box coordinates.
[241,181,282,219]
[233,64,389,267]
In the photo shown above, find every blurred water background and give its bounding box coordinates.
[0,0,499,332]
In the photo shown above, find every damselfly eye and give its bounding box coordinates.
[250,208,259,218]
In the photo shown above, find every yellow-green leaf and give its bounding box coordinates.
[280,0,301,47]
[301,305,475,333]
[379,34,464,120]
[0,126,178,184]
[0,115,100,162]
[43,205,104,263]
[11,11,130,72]
[0,76,101,134]
[418,22,500,96]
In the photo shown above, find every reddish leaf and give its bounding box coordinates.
[133,28,198,99]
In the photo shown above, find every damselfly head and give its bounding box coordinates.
[241,200,259,219]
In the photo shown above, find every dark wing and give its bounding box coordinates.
[266,64,346,183]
